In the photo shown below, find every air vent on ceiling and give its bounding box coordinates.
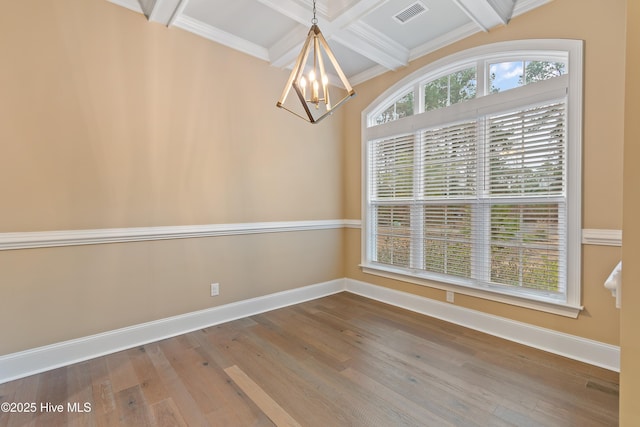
[393,1,428,24]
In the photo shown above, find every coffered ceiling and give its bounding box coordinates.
[108,0,551,85]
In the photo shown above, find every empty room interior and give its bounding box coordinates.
[1,0,639,425]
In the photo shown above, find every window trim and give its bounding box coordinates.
[361,39,583,317]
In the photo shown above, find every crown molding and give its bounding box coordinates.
[172,15,270,61]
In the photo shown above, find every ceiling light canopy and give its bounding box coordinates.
[276,0,356,124]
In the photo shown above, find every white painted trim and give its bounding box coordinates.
[451,0,511,32]
[0,277,619,384]
[343,219,362,229]
[582,229,623,247]
[12,220,602,249]
[345,278,620,372]
[172,15,270,62]
[167,0,189,27]
[0,220,348,251]
[360,264,583,318]
[338,22,409,70]
[147,0,185,26]
[107,0,143,14]
[362,39,586,315]
[0,279,345,384]
[513,0,552,16]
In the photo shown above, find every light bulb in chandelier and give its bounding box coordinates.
[276,1,355,123]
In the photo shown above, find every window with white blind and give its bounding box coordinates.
[362,40,583,316]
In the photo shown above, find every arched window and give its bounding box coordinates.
[362,40,583,316]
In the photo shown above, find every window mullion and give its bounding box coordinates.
[473,116,491,283]
[415,82,423,114]
[411,130,424,270]
[477,59,487,96]
[410,81,424,271]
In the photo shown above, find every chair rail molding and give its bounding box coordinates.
[582,229,622,246]
[0,223,618,250]
[0,220,350,251]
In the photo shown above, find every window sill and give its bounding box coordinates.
[360,264,583,318]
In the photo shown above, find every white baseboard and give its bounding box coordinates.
[0,279,345,384]
[344,278,620,372]
[0,277,619,384]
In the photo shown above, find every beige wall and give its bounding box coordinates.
[620,0,640,423]
[0,230,343,354]
[0,0,345,355]
[343,0,625,345]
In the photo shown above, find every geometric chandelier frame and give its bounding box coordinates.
[276,1,356,124]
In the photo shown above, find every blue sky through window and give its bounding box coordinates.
[489,61,524,92]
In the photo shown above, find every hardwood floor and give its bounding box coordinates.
[0,292,619,426]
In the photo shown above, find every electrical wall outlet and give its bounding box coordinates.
[446,290,454,303]
[211,283,220,296]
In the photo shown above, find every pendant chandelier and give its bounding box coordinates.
[276,0,356,124]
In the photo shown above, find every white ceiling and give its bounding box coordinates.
[108,0,551,85]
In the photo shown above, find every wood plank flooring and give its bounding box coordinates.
[0,292,619,426]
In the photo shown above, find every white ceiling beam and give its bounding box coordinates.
[254,0,317,26]
[172,15,270,61]
[254,0,385,28]
[109,0,143,13]
[166,0,190,27]
[329,0,390,28]
[488,0,517,23]
[258,0,404,71]
[452,0,516,31]
[137,0,186,26]
[137,0,156,17]
[335,22,409,70]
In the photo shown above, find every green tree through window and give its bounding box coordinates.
[374,92,414,125]
[424,67,476,111]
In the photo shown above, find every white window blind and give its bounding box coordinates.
[368,98,567,299]
[485,102,566,294]
[363,40,582,314]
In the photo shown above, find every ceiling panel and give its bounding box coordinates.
[293,0,366,21]
[183,0,300,48]
[361,0,471,50]
[326,41,381,77]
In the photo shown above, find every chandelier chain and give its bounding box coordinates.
[312,0,318,25]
